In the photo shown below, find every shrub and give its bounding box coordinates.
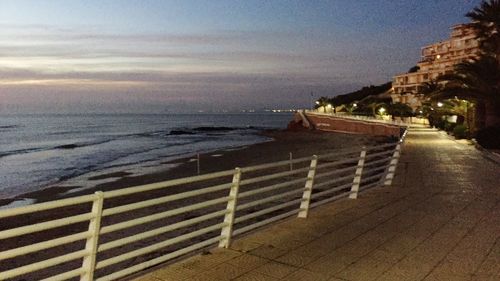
[476,126,500,149]
[453,124,468,139]
[444,121,456,132]
[434,119,446,130]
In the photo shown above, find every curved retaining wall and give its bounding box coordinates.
[303,112,402,137]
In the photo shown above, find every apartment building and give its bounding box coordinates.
[391,24,479,110]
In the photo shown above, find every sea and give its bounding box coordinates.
[0,113,292,200]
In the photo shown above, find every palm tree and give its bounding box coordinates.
[434,55,500,127]
[315,96,330,113]
[419,80,442,97]
[466,0,500,59]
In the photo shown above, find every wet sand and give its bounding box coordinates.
[7,129,390,205]
[5,129,391,205]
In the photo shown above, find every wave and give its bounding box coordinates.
[0,147,44,158]
[0,125,19,131]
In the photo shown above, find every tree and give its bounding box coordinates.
[466,0,500,60]
[315,96,330,113]
[419,80,442,97]
[388,103,414,119]
[435,55,500,127]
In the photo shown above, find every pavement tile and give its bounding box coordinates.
[230,239,263,253]
[274,251,318,267]
[226,254,270,271]
[233,271,279,281]
[254,261,298,278]
[189,263,247,281]
[334,257,393,281]
[249,244,288,259]
[282,269,330,281]
[150,261,201,281]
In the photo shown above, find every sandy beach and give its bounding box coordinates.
[2,129,390,206]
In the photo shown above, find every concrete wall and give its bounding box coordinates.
[303,112,401,137]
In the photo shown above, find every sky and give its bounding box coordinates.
[0,0,482,113]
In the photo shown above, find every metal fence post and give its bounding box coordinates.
[81,191,104,281]
[384,144,401,186]
[349,148,366,199]
[219,168,241,248]
[298,155,318,218]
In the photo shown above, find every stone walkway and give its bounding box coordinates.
[133,127,500,281]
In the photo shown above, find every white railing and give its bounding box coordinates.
[0,130,408,281]
[305,110,411,126]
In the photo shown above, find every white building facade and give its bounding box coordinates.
[391,24,480,110]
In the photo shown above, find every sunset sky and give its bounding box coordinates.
[0,0,480,113]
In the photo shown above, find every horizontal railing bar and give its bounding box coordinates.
[103,183,231,217]
[233,208,300,236]
[236,189,304,211]
[313,176,354,190]
[363,156,392,167]
[239,167,309,186]
[0,194,96,219]
[360,174,383,183]
[240,156,312,173]
[0,249,89,279]
[100,196,230,235]
[0,231,91,261]
[103,170,235,199]
[39,267,86,281]
[316,158,359,170]
[359,181,379,191]
[0,213,94,240]
[363,165,388,174]
[238,178,305,199]
[98,209,228,252]
[234,198,303,224]
[96,223,225,270]
[96,236,221,281]
[314,166,357,180]
[310,191,351,208]
[316,147,363,160]
[311,182,353,199]
[365,149,394,159]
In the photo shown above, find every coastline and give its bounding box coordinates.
[2,129,391,208]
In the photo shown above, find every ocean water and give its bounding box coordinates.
[0,113,292,199]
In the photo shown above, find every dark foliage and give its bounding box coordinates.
[476,126,500,148]
[330,82,392,106]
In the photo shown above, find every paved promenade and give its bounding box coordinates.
[134,127,500,281]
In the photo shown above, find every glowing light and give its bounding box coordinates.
[378,107,386,113]
[315,101,320,105]
[353,103,357,107]
[437,102,443,107]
